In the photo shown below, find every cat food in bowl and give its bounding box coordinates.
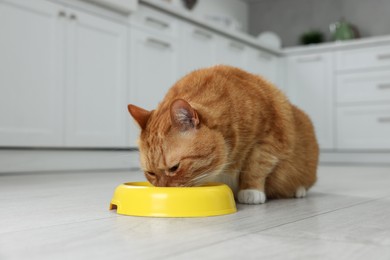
[109,182,237,217]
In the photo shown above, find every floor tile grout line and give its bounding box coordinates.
[2,195,389,249]
[157,195,390,259]
[258,230,390,247]
[0,215,122,236]
[164,229,388,260]
[254,195,390,234]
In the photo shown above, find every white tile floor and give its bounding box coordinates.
[1,158,390,260]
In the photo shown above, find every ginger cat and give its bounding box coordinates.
[128,65,318,204]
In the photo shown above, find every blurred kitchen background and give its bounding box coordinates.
[1,0,390,173]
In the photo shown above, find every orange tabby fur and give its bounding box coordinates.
[128,65,318,204]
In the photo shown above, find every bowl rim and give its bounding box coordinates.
[110,181,237,217]
[121,181,229,189]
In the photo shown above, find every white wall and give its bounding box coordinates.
[342,0,390,38]
[248,0,342,47]
[248,0,390,47]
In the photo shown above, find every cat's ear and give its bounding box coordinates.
[127,104,151,130]
[170,99,199,131]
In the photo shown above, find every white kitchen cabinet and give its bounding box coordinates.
[130,4,178,38]
[336,70,390,104]
[65,7,128,147]
[245,47,279,86]
[129,28,177,110]
[336,45,390,71]
[0,0,64,146]
[216,39,280,88]
[179,22,280,86]
[337,104,390,150]
[216,38,247,69]
[84,0,138,14]
[335,46,390,150]
[128,27,178,146]
[0,0,128,148]
[286,52,334,150]
[178,23,218,76]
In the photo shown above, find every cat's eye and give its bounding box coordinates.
[168,163,180,173]
[146,171,156,177]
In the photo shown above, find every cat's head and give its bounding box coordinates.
[128,99,227,187]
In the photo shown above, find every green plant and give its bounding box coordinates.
[300,30,324,45]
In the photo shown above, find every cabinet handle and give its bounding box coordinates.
[146,38,171,48]
[377,83,390,90]
[58,10,66,17]
[377,53,390,60]
[69,14,77,20]
[229,42,245,51]
[377,117,390,123]
[145,17,169,28]
[296,56,322,63]
[193,29,213,39]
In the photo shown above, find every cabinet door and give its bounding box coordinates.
[245,47,279,86]
[179,23,218,76]
[128,28,178,146]
[0,0,64,146]
[216,38,247,69]
[286,53,334,150]
[65,8,127,147]
[337,104,390,150]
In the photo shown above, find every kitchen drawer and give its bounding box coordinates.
[337,104,390,150]
[337,70,390,104]
[336,45,390,71]
[84,0,138,13]
[129,5,177,37]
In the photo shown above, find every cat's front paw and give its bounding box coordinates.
[295,186,307,198]
[237,189,266,204]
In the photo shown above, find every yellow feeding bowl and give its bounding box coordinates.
[109,182,237,217]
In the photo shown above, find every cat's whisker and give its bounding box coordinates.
[179,160,233,187]
[186,169,221,187]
